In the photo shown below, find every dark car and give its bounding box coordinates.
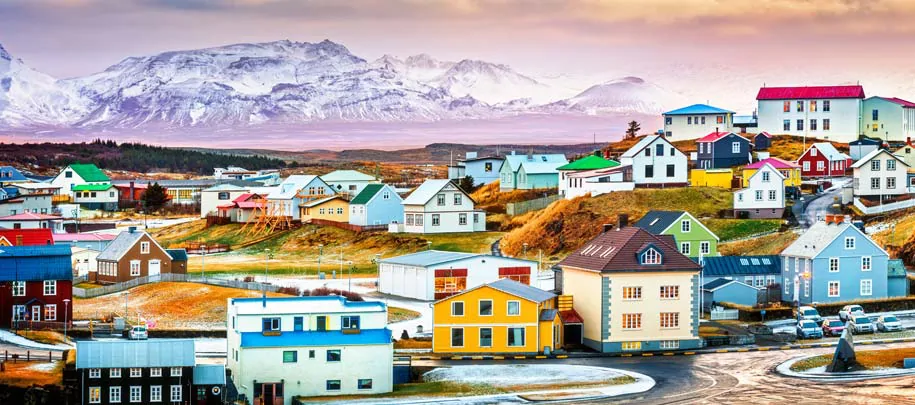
[822,319,845,337]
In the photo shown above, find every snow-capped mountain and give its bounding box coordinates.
[542,77,686,115]
[0,43,87,127]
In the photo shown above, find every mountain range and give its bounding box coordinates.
[0,39,683,131]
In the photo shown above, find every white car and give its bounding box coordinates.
[876,315,903,332]
[838,305,865,322]
[798,306,822,323]
[128,325,148,340]
[848,314,875,334]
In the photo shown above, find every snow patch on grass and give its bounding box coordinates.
[423,365,625,387]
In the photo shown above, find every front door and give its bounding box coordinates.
[316,316,326,331]
[257,382,283,405]
[31,306,41,322]
[148,260,161,276]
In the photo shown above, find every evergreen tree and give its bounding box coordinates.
[458,175,477,193]
[142,182,169,212]
[625,120,641,140]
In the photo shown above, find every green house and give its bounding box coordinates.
[632,210,719,259]
[556,155,619,172]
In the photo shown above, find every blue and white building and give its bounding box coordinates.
[266,175,335,220]
[447,152,504,187]
[662,104,735,141]
[320,170,381,198]
[226,296,393,404]
[499,153,568,191]
[349,184,403,226]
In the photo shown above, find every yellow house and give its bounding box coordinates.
[689,168,734,188]
[432,278,563,354]
[300,196,350,223]
[742,157,802,187]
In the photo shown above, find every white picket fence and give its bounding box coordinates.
[710,308,740,320]
[72,273,280,298]
[853,197,915,215]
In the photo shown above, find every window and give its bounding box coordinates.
[783,101,790,112]
[701,116,706,124]
[797,101,804,112]
[829,257,839,272]
[319,208,325,215]
[660,285,679,299]
[336,207,343,215]
[405,214,414,226]
[89,387,101,403]
[459,213,467,225]
[451,328,464,347]
[342,315,360,329]
[472,327,492,348]
[828,281,840,297]
[871,160,881,171]
[660,312,679,328]
[130,260,141,276]
[358,379,373,390]
[872,109,879,121]
[327,350,341,362]
[293,316,303,331]
[808,119,817,131]
[217,192,229,200]
[804,279,810,297]
[700,241,710,255]
[140,241,150,254]
[666,164,675,177]
[665,117,672,125]
[325,380,341,391]
[732,142,740,154]
[645,165,653,178]
[783,119,790,131]
[681,220,691,232]
[862,256,872,271]
[507,301,521,316]
[436,194,446,206]
[12,281,24,296]
[622,286,642,300]
[845,237,855,249]
[149,386,162,402]
[810,100,817,112]
[454,194,462,205]
[89,368,101,378]
[170,367,182,377]
[717,115,724,124]
[762,171,770,182]
[769,190,777,200]
[262,317,280,332]
[680,242,690,255]
[170,386,182,402]
[888,177,896,189]
[283,350,298,363]
[656,144,664,156]
[755,190,763,201]
[431,214,440,226]
[507,327,525,347]
[479,300,493,316]
[871,178,880,189]
[888,159,897,171]
[129,368,141,378]
[660,340,679,350]
[823,100,831,112]
[451,301,464,316]
[130,386,141,403]
[309,350,315,358]
[796,119,804,131]
[473,213,479,223]
[65,171,73,178]
[622,313,642,329]
[687,117,692,125]
[150,368,161,377]
[823,119,831,130]
[111,368,122,378]
[110,387,122,403]
[861,279,873,296]
[622,341,642,351]
[802,161,810,172]
[43,280,56,296]
[641,248,661,264]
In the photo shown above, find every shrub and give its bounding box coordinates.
[303,287,363,302]
[276,286,302,296]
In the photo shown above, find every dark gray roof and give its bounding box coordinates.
[539,308,558,322]
[703,278,758,292]
[166,249,188,262]
[112,179,261,188]
[76,339,195,369]
[702,255,781,277]
[488,278,556,303]
[97,231,145,261]
[193,364,226,385]
[632,211,685,234]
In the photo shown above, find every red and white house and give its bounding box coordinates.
[797,142,853,178]
[757,85,866,143]
[0,245,73,328]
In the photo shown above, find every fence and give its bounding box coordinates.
[710,308,739,320]
[173,241,230,254]
[0,350,64,362]
[506,194,561,216]
[72,273,280,298]
[854,197,915,215]
[309,218,388,233]
[205,215,232,227]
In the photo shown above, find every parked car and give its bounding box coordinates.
[876,315,903,332]
[839,305,865,322]
[821,319,845,337]
[848,315,875,334]
[796,320,823,339]
[129,325,148,340]
[798,306,822,323]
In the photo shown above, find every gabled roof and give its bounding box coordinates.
[0,212,61,221]
[0,166,28,182]
[756,85,865,100]
[621,135,679,158]
[0,229,54,246]
[504,154,568,173]
[350,183,385,205]
[539,308,559,322]
[166,249,188,262]
[97,230,166,262]
[755,132,772,138]
[52,233,117,243]
[12,183,61,191]
[401,179,472,206]
[72,184,115,192]
[849,136,884,146]
[434,277,555,305]
[300,195,345,208]
[851,148,909,168]
[702,255,781,277]
[202,183,249,192]
[871,96,915,108]
[632,211,685,234]
[781,221,886,259]
[804,142,850,161]
[696,131,746,143]
[193,364,226,385]
[748,163,786,182]
[744,157,800,170]
[557,227,701,273]
[559,309,584,324]
[76,339,195,369]
[0,245,72,281]
[66,163,110,182]
[888,259,907,277]
[703,278,758,292]
[320,170,378,182]
[663,103,734,116]
[556,155,620,171]
[268,175,324,200]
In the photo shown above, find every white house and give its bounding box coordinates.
[733,163,786,219]
[400,179,485,234]
[349,184,404,226]
[560,167,635,200]
[447,152,504,186]
[861,96,915,142]
[49,163,111,198]
[0,193,53,217]
[200,184,252,218]
[662,103,735,141]
[377,250,540,301]
[499,153,568,191]
[320,170,380,198]
[851,148,910,200]
[756,85,865,143]
[71,247,100,277]
[0,213,64,232]
[72,184,119,211]
[226,296,393,403]
[267,175,335,220]
[619,135,689,187]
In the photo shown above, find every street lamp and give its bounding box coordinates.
[263,248,273,299]
[347,261,354,292]
[318,244,324,277]
[63,299,70,343]
[201,244,207,281]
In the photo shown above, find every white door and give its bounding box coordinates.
[31,306,41,322]
[148,260,161,276]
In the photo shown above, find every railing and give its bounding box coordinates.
[308,218,388,233]
[0,350,65,362]
[72,273,280,298]
[173,241,229,254]
[853,197,915,215]
[52,195,71,204]
[506,194,562,216]
[710,308,740,320]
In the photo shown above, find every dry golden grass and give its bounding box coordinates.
[470,181,551,214]
[389,307,421,324]
[718,231,799,256]
[15,331,67,346]
[765,135,847,161]
[393,339,433,349]
[0,361,63,388]
[791,347,915,372]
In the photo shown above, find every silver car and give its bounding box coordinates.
[876,315,903,332]
[129,325,148,340]
[848,314,874,334]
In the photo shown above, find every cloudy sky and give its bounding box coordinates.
[3,0,915,79]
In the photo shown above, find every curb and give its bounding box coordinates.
[776,352,915,381]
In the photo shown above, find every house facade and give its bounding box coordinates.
[753,132,772,150]
[557,155,620,198]
[300,196,350,223]
[447,153,504,186]
[227,296,393,403]
[0,166,28,185]
[851,148,910,200]
[797,142,852,178]
[849,136,884,161]
[861,96,915,142]
[689,168,734,188]
[781,216,893,305]
[557,226,702,353]
[0,212,64,232]
[200,184,252,218]
[893,139,915,169]
[432,278,562,354]
[0,193,53,217]
[72,184,119,211]
[50,163,111,198]
[662,104,735,141]
[349,184,403,226]
[0,245,72,327]
[215,193,267,223]
[756,85,865,142]
[619,135,689,187]
[702,279,760,309]
[94,228,187,284]
[499,153,568,191]
[267,175,335,221]
[733,163,786,219]
[377,250,539,301]
[695,132,753,169]
[633,211,719,259]
[401,180,485,234]
[560,166,635,200]
[742,158,802,187]
[320,170,381,198]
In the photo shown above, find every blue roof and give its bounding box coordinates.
[701,255,781,277]
[0,166,28,183]
[0,245,72,281]
[240,328,392,348]
[166,249,188,262]
[632,210,685,234]
[664,104,735,116]
[76,339,195,369]
[193,364,226,385]
[703,277,758,292]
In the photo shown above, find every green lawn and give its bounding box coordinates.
[705,219,783,242]
[422,232,504,252]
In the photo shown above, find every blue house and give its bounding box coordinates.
[702,278,760,310]
[753,132,772,150]
[348,183,404,226]
[696,132,753,169]
[702,255,782,288]
[780,217,891,305]
[0,166,28,185]
[447,152,504,187]
[499,153,568,191]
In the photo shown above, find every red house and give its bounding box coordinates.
[0,229,54,246]
[0,245,73,328]
[797,142,853,178]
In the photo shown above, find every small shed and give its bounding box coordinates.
[849,136,884,161]
[753,132,772,150]
[702,278,760,310]
[690,168,735,188]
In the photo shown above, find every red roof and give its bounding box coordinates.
[755,131,772,138]
[744,157,801,170]
[0,212,62,221]
[52,233,117,242]
[113,184,149,189]
[0,229,53,246]
[233,193,255,203]
[879,97,915,108]
[756,85,865,100]
[696,132,735,143]
[559,309,584,325]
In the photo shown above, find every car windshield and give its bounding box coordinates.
[884,316,898,322]
[850,306,863,312]
[855,317,871,324]
[800,321,816,328]
[828,321,843,327]
[134,327,147,331]
[803,309,818,316]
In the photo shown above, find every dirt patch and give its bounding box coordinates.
[790,347,915,372]
[0,361,63,388]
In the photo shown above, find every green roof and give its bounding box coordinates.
[72,183,115,191]
[68,164,110,182]
[350,184,384,205]
[556,155,619,171]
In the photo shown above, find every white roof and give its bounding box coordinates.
[621,135,668,158]
[402,179,461,206]
[12,182,61,190]
[781,221,857,258]
[751,163,786,181]
[809,142,850,161]
[267,175,320,200]
[202,184,249,192]
[320,170,377,182]
[851,148,909,168]
[231,296,386,316]
[504,154,568,173]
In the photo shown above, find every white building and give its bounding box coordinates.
[662,103,735,141]
[266,175,334,220]
[377,250,540,301]
[320,170,380,198]
[0,193,53,217]
[619,135,689,187]
[71,184,118,211]
[851,148,910,199]
[560,167,635,200]
[400,179,485,234]
[71,247,100,277]
[227,296,393,403]
[733,163,786,219]
[200,184,251,218]
[0,212,64,232]
[862,96,915,143]
[447,152,504,186]
[49,164,111,198]
[756,85,865,143]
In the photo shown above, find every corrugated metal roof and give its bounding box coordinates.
[888,259,907,277]
[72,184,115,191]
[76,339,196,369]
[781,222,858,259]
[401,179,452,206]
[872,96,915,108]
[696,132,745,143]
[663,104,734,116]
[756,85,865,100]
[733,115,758,125]
[379,250,482,266]
[97,231,145,261]
[504,154,568,172]
[539,308,558,322]
[632,211,685,234]
[557,155,619,171]
[557,227,700,273]
[193,364,226,385]
[68,164,110,183]
[240,329,391,348]
[703,278,733,290]
[0,212,62,221]
[702,255,781,277]
[744,157,800,170]
[0,245,71,281]
[0,229,53,246]
[806,142,849,161]
[488,278,556,303]
[350,184,384,205]
[320,170,378,182]
[268,175,323,200]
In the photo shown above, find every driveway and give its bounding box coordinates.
[797,178,850,228]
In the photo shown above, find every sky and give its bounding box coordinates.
[3,0,915,79]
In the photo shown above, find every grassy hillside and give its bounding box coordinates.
[718,231,799,256]
[470,181,551,214]
[704,218,783,242]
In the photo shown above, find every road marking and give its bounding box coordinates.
[861,341,874,345]
[451,356,463,360]
[662,352,674,356]
[641,353,654,357]
[535,355,547,359]
[820,343,832,347]
[716,349,729,353]
[621,354,632,357]
[757,347,770,351]
[555,355,568,359]
[514,355,526,359]
[736,348,749,352]
[471,356,484,360]
[780,346,792,350]
[684,352,695,355]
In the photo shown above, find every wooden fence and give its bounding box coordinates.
[205,215,232,227]
[173,241,230,254]
[0,350,65,362]
[72,273,280,298]
[309,218,388,233]
[506,194,561,216]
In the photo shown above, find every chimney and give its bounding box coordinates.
[617,214,629,230]
[128,226,137,233]
[602,224,614,233]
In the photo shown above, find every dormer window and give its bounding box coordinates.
[641,248,662,265]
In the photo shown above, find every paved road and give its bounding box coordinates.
[798,178,850,228]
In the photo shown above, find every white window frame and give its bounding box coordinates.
[110,368,121,378]
[130,260,141,276]
[828,281,840,297]
[768,190,777,201]
[829,257,839,272]
[43,280,57,296]
[11,281,25,297]
[887,177,896,189]
[755,190,763,201]
[888,159,897,171]
[622,313,642,330]
[129,368,141,378]
[862,256,872,271]
[170,367,182,377]
[871,160,880,171]
[762,171,770,182]
[622,286,642,300]
[860,279,873,296]
[150,386,162,402]
[507,300,521,316]
[621,341,641,351]
[844,237,855,250]
[660,312,679,329]
[129,386,141,403]
[150,368,162,377]
[700,241,710,255]
[680,220,691,233]
[89,368,101,378]
[478,327,493,348]
[89,387,101,404]
[110,386,122,403]
[680,242,690,256]
[451,327,464,348]
[140,241,150,254]
[506,327,526,347]
[451,301,464,317]
[659,340,679,350]
[731,142,740,153]
[478,299,493,316]
[170,385,182,402]
[44,304,57,321]
[660,285,679,299]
